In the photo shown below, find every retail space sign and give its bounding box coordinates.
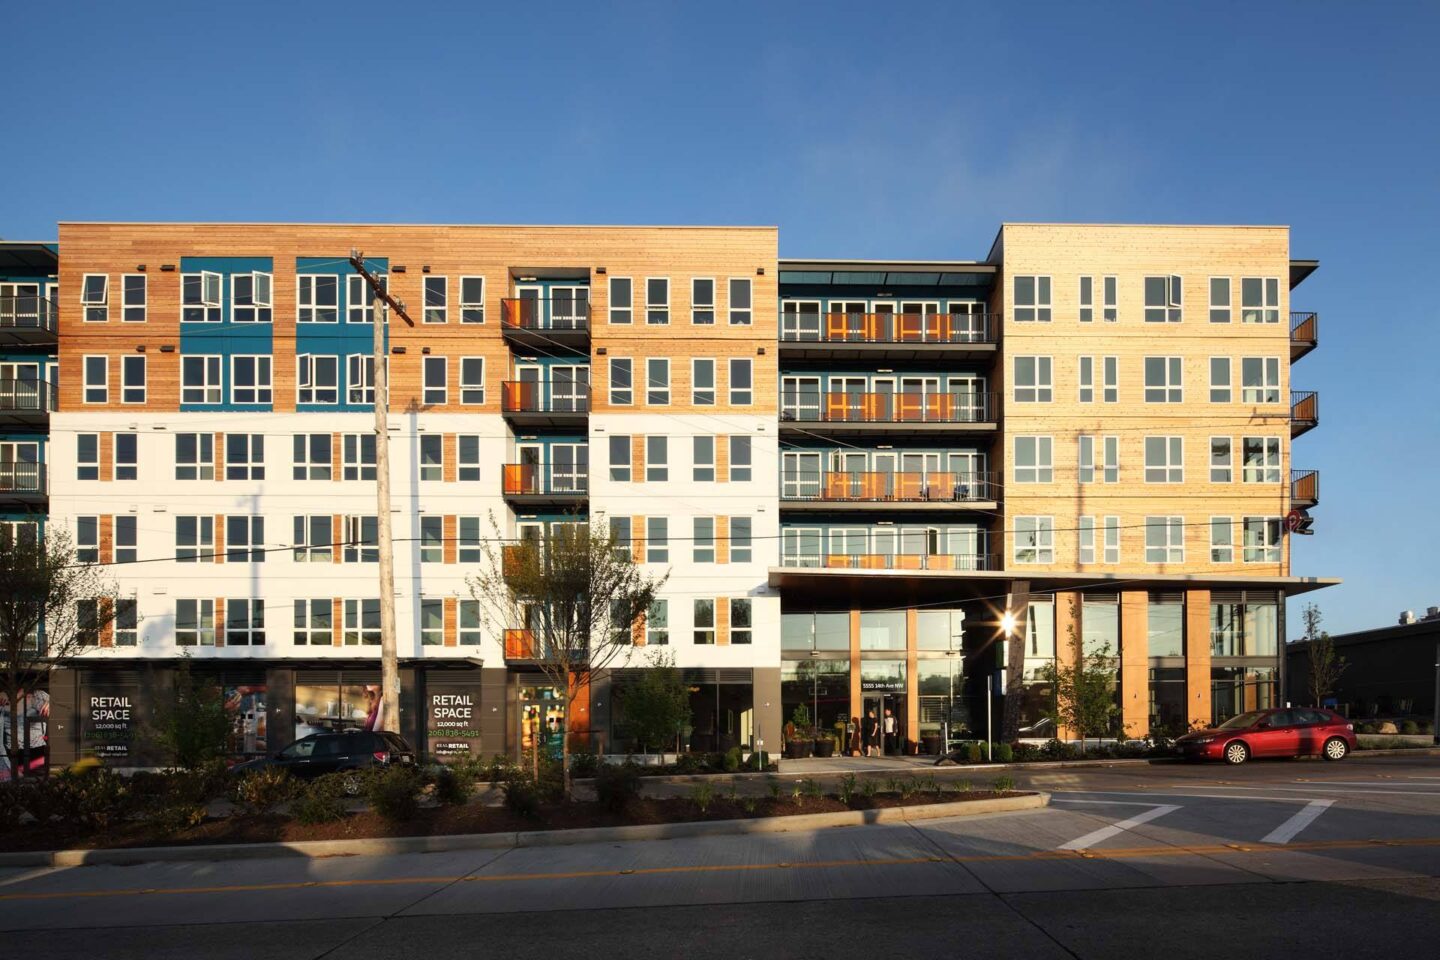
[84,691,135,760]
[427,681,484,761]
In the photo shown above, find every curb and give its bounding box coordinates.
[0,792,1048,869]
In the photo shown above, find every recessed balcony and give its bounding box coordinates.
[0,296,58,348]
[1291,391,1319,438]
[500,298,590,351]
[0,462,45,507]
[780,470,999,512]
[500,380,590,428]
[503,628,586,666]
[780,552,1001,572]
[1290,311,1318,362]
[779,391,997,437]
[501,463,588,509]
[0,379,56,429]
[779,311,997,362]
[1291,469,1319,509]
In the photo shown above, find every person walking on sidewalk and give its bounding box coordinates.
[882,708,897,755]
[862,710,879,757]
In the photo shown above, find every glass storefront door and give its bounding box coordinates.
[518,684,565,760]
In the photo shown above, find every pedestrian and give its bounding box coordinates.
[847,717,860,756]
[862,709,879,757]
[882,708,897,755]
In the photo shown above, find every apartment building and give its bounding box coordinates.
[39,221,1332,767]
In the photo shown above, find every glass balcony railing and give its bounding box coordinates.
[781,391,995,424]
[500,380,591,415]
[501,463,589,497]
[781,311,995,344]
[780,552,999,572]
[781,470,997,503]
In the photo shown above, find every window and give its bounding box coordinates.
[1210,517,1234,563]
[691,358,715,405]
[1079,276,1094,323]
[176,599,216,646]
[729,358,752,405]
[225,598,266,645]
[1209,357,1232,402]
[646,278,669,324]
[1102,356,1118,403]
[1012,276,1051,322]
[691,278,715,324]
[646,599,669,645]
[1102,276,1117,321]
[1102,516,1120,563]
[730,598,753,643]
[420,599,444,646]
[728,278,752,325]
[114,433,138,480]
[423,356,447,405]
[424,276,448,323]
[609,277,632,324]
[457,516,482,563]
[232,356,272,404]
[115,516,137,564]
[608,516,632,560]
[419,435,443,481]
[646,517,668,562]
[343,516,378,563]
[76,516,99,563]
[77,434,99,480]
[122,274,146,322]
[1243,517,1282,562]
[80,598,101,645]
[609,358,632,405]
[1242,436,1282,483]
[114,598,138,645]
[609,436,631,481]
[459,600,482,644]
[1210,437,1233,482]
[646,436,668,481]
[182,271,222,323]
[1079,435,1118,483]
[1241,357,1281,403]
[343,433,376,480]
[292,433,331,480]
[1014,436,1053,483]
[1014,517,1054,564]
[175,433,215,480]
[346,274,385,324]
[646,358,670,404]
[297,274,339,323]
[1079,516,1096,563]
[460,357,485,404]
[1144,436,1184,483]
[232,272,273,323]
[1145,517,1185,563]
[693,517,715,562]
[1078,356,1094,402]
[226,516,265,563]
[731,517,753,562]
[1013,356,1052,402]
[175,516,215,563]
[420,516,443,563]
[81,274,109,322]
[344,599,381,645]
[693,599,715,644]
[297,354,339,404]
[293,515,334,562]
[293,599,333,646]
[83,355,108,403]
[345,355,387,405]
[181,355,222,404]
[458,435,481,481]
[693,436,715,481]
[459,276,485,323]
[1144,275,1183,322]
[1209,277,1231,323]
[730,435,752,481]
[1241,277,1280,323]
[1143,356,1183,402]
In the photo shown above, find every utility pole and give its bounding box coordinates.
[348,251,413,734]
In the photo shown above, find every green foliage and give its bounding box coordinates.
[789,703,812,736]
[896,777,916,801]
[50,767,134,831]
[231,767,297,815]
[860,779,878,799]
[674,752,707,774]
[722,747,743,773]
[741,796,758,816]
[569,749,600,778]
[485,753,521,784]
[430,766,474,806]
[991,776,1016,793]
[365,765,424,822]
[623,649,691,756]
[502,777,542,818]
[594,762,643,813]
[956,779,973,793]
[767,780,783,801]
[1040,637,1121,749]
[837,773,858,807]
[690,782,715,814]
[965,742,984,763]
[0,783,23,831]
[800,778,822,800]
[291,775,349,825]
[1400,720,1420,735]
[149,656,231,770]
[993,743,1014,763]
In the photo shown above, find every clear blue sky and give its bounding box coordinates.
[8,1,1437,636]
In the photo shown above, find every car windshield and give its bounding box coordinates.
[1216,711,1267,730]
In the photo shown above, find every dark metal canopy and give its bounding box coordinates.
[0,241,59,275]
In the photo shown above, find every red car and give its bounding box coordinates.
[1175,708,1356,764]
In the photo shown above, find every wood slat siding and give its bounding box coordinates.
[332,598,344,647]
[99,515,114,565]
[442,434,457,483]
[1119,591,1149,735]
[715,435,729,483]
[1184,589,1213,728]
[98,432,113,482]
[56,223,778,415]
[444,597,458,648]
[998,224,1295,578]
[213,514,226,564]
[716,516,730,564]
[443,515,457,565]
[215,598,226,648]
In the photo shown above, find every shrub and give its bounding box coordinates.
[860,779,878,799]
[896,778,916,801]
[569,750,600,779]
[366,765,424,823]
[741,797,759,816]
[767,780,783,801]
[722,746,743,773]
[690,783,715,814]
[502,777,542,818]
[801,778,823,800]
[991,776,1016,793]
[430,766,474,807]
[1418,719,1435,735]
[485,754,520,784]
[674,752,707,774]
[1041,738,1069,760]
[994,743,1014,763]
[957,779,973,794]
[0,782,27,831]
[965,743,984,764]
[745,750,772,771]
[231,768,297,815]
[1400,720,1420,736]
[594,762,643,813]
[52,768,133,832]
[837,773,858,807]
[1013,742,1040,762]
[292,775,348,825]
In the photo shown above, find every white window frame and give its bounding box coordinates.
[342,433,376,481]
[693,598,716,644]
[418,435,444,482]
[1241,436,1282,484]
[609,277,633,324]
[225,516,265,564]
[121,354,147,404]
[231,355,273,405]
[176,433,215,480]
[83,355,108,404]
[423,356,448,405]
[81,274,109,322]
[459,276,485,324]
[1144,274,1183,323]
[346,274,385,324]
[176,598,217,647]
[1241,357,1281,403]
[291,434,331,481]
[1143,356,1183,403]
[1102,275,1117,322]
[645,277,670,325]
[232,271,273,324]
[729,357,753,405]
[182,271,223,323]
[297,274,340,324]
[609,358,633,405]
[343,598,382,645]
[114,432,138,480]
[1144,436,1184,483]
[1241,277,1281,324]
[225,433,265,481]
[1012,275,1051,322]
[645,435,668,482]
[1209,277,1231,323]
[1014,516,1054,564]
[420,515,444,563]
[175,515,215,563]
[180,354,223,405]
[730,435,752,481]
[728,278,752,325]
[459,357,485,404]
[77,434,99,480]
[1102,516,1120,563]
[420,598,444,646]
[730,598,753,643]
[1209,357,1232,402]
[645,516,669,563]
[121,273,146,322]
[691,358,715,405]
[1079,276,1094,323]
[1102,356,1118,403]
[645,599,669,645]
[424,276,448,324]
[1013,436,1053,484]
[692,517,715,563]
[1144,516,1185,563]
[1210,436,1233,483]
[1012,356,1052,403]
[693,435,715,482]
[1079,516,1096,563]
[297,354,340,405]
[1079,435,1118,484]
[691,277,715,325]
[646,358,670,405]
[1210,517,1234,563]
[293,515,334,563]
[609,435,632,482]
[1243,516,1283,563]
[1078,356,1094,402]
[457,435,482,481]
[731,516,753,563]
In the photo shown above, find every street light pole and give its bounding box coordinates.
[1432,640,1439,747]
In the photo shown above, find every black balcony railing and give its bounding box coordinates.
[780,552,999,572]
[781,391,995,424]
[502,464,589,497]
[1291,469,1320,507]
[0,462,46,495]
[501,297,591,332]
[0,379,57,414]
[781,311,996,344]
[0,296,57,334]
[1291,390,1319,436]
[781,470,998,503]
[500,380,591,415]
[1290,311,1318,360]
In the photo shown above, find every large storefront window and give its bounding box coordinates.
[224,684,268,756]
[1020,600,1056,733]
[0,688,50,779]
[1148,599,1184,657]
[917,659,963,746]
[686,676,752,752]
[1149,667,1186,735]
[781,612,849,651]
[859,612,905,651]
[1211,595,1279,656]
[295,681,386,738]
[917,610,965,651]
[860,659,906,753]
[1082,597,1119,657]
[1212,665,1277,723]
[781,660,851,740]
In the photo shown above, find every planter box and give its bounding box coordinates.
[784,739,814,759]
[813,739,835,758]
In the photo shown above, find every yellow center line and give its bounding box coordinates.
[3,837,1438,903]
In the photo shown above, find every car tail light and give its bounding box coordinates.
[373,751,391,763]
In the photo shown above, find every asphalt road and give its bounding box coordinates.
[2,754,1438,959]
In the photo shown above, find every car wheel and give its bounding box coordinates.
[1223,741,1249,765]
[1322,737,1348,761]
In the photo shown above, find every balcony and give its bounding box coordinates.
[500,380,590,428]
[779,391,997,437]
[1291,469,1319,509]
[779,311,997,361]
[501,463,589,508]
[1290,311,1318,362]
[0,379,56,429]
[781,552,1000,572]
[0,296,58,348]
[500,298,590,351]
[780,470,999,512]
[0,462,46,506]
[1291,391,1319,437]
[503,628,586,666]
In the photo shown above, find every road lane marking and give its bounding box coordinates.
[1059,804,1181,850]
[1261,800,1334,844]
[1201,784,1440,798]
[1050,798,1166,806]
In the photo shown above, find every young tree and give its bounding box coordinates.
[0,525,118,779]
[1307,630,1349,708]
[1040,636,1120,755]
[620,648,691,762]
[148,654,231,770]
[1301,602,1323,642]
[468,515,667,799]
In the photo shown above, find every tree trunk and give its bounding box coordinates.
[6,689,20,781]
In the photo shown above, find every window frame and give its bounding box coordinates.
[1102,355,1119,403]
[691,277,715,325]
[1014,516,1055,564]
[609,358,633,405]
[1013,435,1054,483]
[1209,277,1232,323]
[645,358,670,405]
[1241,356,1281,403]
[1241,436,1282,484]
[423,276,448,324]
[121,354,147,404]
[77,433,100,480]
[297,274,340,324]
[730,598,752,643]
[231,271,273,324]
[1078,356,1094,403]
[180,354,223,405]
[176,598,217,647]
[645,516,669,563]
[1210,436,1233,483]
[1241,277,1281,324]
[1144,516,1186,563]
[645,436,668,482]
[1143,356,1184,403]
[692,517,715,563]
[291,433,332,481]
[691,358,716,405]
[457,435,481,481]
[1209,357,1232,403]
[293,515,335,563]
[1243,516,1283,563]
[225,515,266,564]
[645,277,670,325]
[81,273,109,322]
[728,277,752,325]
[729,358,753,405]
[1144,274,1183,323]
[608,435,632,482]
[609,277,633,324]
[1011,275,1051,323]
[175,432,215,481]
[114,432,138,481]
[1143,435,1185,484]
[692,435,715,482]
[175,515,216,563]
[1012,356,1053,403]
[225,433,266,481]
[730,435,753,481]
[459,357,486,404]
[232,354,273,405]
[121,273,146,323]
[1210,516,1234,563]
[459,276,485,324]
[83,355,108,404]
[296,354,340,405]
[423,355,448,405]
[693,598,716,644]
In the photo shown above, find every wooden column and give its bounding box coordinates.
[848,609,862,724]
[1120,590,1149,737]
[905,607,919,751]
[1054,591,1081,740]
[1185,589,1212,729]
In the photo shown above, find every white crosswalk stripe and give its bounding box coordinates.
[1059,804,1181,850]
[1261,799,1334,844]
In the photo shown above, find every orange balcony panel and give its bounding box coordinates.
[504,629,537,660]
